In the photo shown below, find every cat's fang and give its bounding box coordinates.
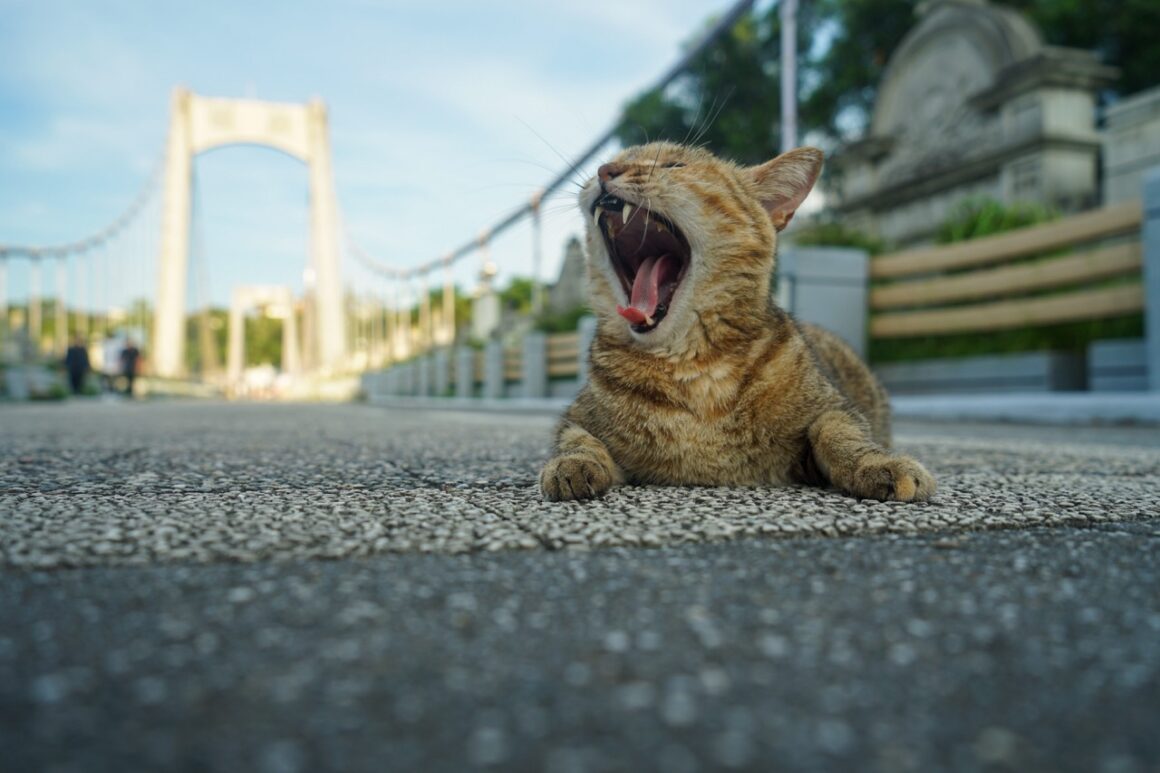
[593,207,603,227]
[623,203,634,223]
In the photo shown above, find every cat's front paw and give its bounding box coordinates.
[540,454,613,501]
[849,453,936,502]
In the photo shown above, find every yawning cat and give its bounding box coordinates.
[540,142,936,503]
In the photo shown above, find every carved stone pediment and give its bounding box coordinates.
[832,0,1117,244]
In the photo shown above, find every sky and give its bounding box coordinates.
[0,0,774,312]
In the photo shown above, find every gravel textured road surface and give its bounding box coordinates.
[2,401,1158,771]
[3,402,1159,565]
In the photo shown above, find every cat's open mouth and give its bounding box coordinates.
[591,193,690,334]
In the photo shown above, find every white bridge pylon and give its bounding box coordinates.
[153,86,345,378]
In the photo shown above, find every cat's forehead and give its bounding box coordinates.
[613,142,712,167]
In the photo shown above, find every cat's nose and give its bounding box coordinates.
[597,163,625,183]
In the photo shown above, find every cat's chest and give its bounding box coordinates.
[605,368,796,485]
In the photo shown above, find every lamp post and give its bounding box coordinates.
[780,0,798,153]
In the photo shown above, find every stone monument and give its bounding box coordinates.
[1103,85,1160,205]
[832,0,1117,246]
[547,237,587,314]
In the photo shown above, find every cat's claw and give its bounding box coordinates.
[540,454,613,501]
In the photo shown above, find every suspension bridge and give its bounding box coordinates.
[0,86,487,398]
[0,0,763,399]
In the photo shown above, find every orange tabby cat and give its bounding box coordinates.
[540,142,936,502]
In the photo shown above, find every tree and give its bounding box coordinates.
[1004,0,1160,96]
[801,0,917,141]
[500,277,536,315]
[616,1,912,159]
[619,12,789,164]
[617,0,1159,160]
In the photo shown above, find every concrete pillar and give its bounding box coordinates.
[484,340,504,399]
[282,303,301,375]
[776,247,869,358]
[227,290,245,386]
[419,278,431,352]
[153,87,193,378]
[523,332,547,398]
[0,259,7,359]
[442,268,455,344]
[306,100,346,373]
[1144,167,1160,391]
[456,347,475,398]
[29,258,42,357]
[396,363,408,395]
[434,348,450,396]
[577,316,598,386]
[54,257,67,356]
[394,364,407,395]
[417,355,432,396]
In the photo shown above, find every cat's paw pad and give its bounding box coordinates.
[851,454,936,502]
[540,455,612,501]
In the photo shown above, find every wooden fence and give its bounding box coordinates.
[869,201,1145,339]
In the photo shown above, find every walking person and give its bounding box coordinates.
[63,336,91,395]
[120,339,141,398]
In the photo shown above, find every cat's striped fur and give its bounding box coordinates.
[540,142,935,502]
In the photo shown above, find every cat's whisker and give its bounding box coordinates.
[681,88,713,147]
[516,117,590,186]
[688,89,733,149]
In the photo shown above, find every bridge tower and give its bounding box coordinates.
[153,87,345,378]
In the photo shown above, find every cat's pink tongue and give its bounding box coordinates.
[617,253,678,326]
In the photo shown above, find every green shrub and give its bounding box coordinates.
[536,307,591,334]
[936,197,1056,244]
[791,222,886,255]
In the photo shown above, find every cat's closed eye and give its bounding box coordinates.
[661,162,685,168]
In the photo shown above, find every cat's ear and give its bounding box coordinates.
[749,147,824,231]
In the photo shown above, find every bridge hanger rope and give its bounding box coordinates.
[346,0,757,281]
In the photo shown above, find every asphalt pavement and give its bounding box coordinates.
[1,400,1158,772]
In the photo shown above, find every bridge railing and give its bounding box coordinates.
[362,318,597,403]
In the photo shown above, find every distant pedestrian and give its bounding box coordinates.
[63,336,91,395]
[120,339,141,397]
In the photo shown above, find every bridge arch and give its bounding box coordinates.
[153,87,344,377]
